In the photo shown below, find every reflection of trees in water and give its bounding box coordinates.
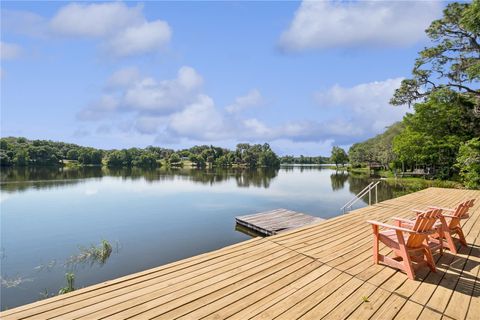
[2,166,416,200]
[0,166,103,182]
[329,170,411,205]
[330,171,349,191]
[234,168,277,188]
[0,167,103,193]
[0,167,279,192]
[347,175,370,196]
[346,175,405,204]
[281,165,331,173]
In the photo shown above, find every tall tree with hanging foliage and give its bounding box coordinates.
[390,1,480,108]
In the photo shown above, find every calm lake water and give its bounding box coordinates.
[0,166,403,310]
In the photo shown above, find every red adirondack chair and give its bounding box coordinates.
[367,208,443,280]
[425,199,475,254]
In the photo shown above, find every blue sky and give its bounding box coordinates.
[1,1,445,155]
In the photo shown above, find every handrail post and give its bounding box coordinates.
[341,180,381,213]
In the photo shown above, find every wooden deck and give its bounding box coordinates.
[2,187,479,319]
[235,209,324,236]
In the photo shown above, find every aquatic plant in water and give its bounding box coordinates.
[39,289,54,300]
[58,273,75,295]
[0,275,33,288]
[65,240,113,267]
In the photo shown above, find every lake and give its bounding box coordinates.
[0,165,404,310]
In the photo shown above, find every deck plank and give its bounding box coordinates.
[235,209,324,235]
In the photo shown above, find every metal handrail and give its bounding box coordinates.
[341,182,374,209]
[341,180,381,213]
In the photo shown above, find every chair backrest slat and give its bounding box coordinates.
[407,208,441,248]
[449,199,475,229]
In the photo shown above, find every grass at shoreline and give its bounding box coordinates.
[383,177,464,198]
[384,177,463,190]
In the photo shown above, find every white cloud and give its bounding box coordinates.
[177,66,204,90]
[77,94,120,121]
[78,66,203,123]
[0,42,22,60]
[78,65,405,150]
[167,95,228,140]
[159,78,407,145]
[106,20,171,57]
[50,2,143,37]
[134,116,166,134]
[242,118,273,137]
[226,89,263,113]
[5,3,171,57]
[314,77,408,134]
[123,66,203,113]
[279,0,441,52]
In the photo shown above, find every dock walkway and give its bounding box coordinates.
[2,187,479,319]
[235,208,324,236]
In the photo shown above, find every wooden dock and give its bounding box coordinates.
[235,208,324,236]
[1,187,479,319]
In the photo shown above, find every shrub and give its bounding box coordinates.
[456,138,480,189]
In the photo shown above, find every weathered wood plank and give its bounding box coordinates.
[235,208,324,236]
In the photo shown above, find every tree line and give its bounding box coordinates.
[348,122,404,169]
[0,137,280,169]
[347,1,480,189]
[279,155,330,165]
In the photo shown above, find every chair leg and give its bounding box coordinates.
[437,228,444,255]
[457,228,467,246]
[444,231,458,254]
[372,225,379,264]
[424,247,436,272]
[396,230,415,280]
[402,251,415,280]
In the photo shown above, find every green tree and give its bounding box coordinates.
[132,153,158,168]
[393,89,479,177]
[105,150,126,167]
[77,149,92,165]
[456,138,480,189]
[258,144,280,167]
[14,149,30,166]
[168,152,181,165]
[391,1,480,106]
[90,150,103,165]
[200,149,215,164]
[349,122,404,169]
[214,155,231,167]
[66,149,79,160]
[0,150,13,166]
[190,154,206,168]
[330,146,348,168]
[28,145,60,166]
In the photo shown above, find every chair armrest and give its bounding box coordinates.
[367,220,418,234]
[442,214,457,218]
[392,217,415,225]
[442,213,469,219]
[428,206,454,212]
